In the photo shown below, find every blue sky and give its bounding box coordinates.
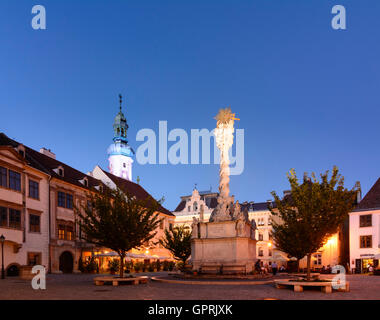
[1,1,380,210]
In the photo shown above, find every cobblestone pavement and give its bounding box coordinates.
[0,272,379,300]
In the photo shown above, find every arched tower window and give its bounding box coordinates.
[193,202,198,212]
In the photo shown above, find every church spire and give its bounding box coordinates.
[113,93,128,143]
[107,94,134,181]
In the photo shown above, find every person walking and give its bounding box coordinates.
[272,261,278,276]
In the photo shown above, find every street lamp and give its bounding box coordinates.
[0,235,5,279]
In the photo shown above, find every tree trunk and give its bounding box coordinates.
[306,253,311,281]
[119,252,125,278]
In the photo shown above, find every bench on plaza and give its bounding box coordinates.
[274,279,349,293]
[291,273,321,280]
[94,276,149,286]
[199,264,247,275]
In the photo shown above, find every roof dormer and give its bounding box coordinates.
[16,144,26,158]
[79,177,89,187]
[53,165,64,177]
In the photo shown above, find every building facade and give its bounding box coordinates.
[0,139,50,275]
[0,97,174,276]
[350,178,380,273]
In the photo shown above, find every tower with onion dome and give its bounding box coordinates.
[107,94,134,181]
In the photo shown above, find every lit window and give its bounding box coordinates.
[313,254,322,266]
[27,252,41,266]
[58,225,65,239]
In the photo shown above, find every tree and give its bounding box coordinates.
[160,224,192,267]
[269,167,357,281]
[76,187,162,278]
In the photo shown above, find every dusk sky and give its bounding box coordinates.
[1,0,380,210]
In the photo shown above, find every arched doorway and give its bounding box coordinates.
[6,264,20,277]
[59,251,74,273]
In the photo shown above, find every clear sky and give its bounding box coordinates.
[1,0,380,210]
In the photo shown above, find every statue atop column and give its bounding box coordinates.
[209,107,241,223]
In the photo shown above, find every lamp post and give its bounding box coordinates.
[0,235,5,279]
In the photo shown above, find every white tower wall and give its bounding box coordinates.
[108,154,133,181]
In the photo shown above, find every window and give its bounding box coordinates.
[313,254,322,266]
[160,220,164,229]
[360,235,372,248]
[123,163,126,168]
[360,214,372,227]
[66,194,73,209]
[8,170,21,191]
[66,225,74,240]
[258,248,264,257]
[87,200,92,211]
[58,168,64,177]
[0,207,7,227]
[58,192,66,207]
[9,209,21,229]
[58,192,73,209]
[268,249,272,257]
[268,217,272,225]
[188,206,191,212]
[29,214,40,233]
[58,225,65,239]
[27,252,41,266]
[29,180,39,199]
[0,166,7,187]
[193,202,198,212]
[258,233,264,241]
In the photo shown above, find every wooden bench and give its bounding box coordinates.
[94,276,149,286]
[220,264,247,275]
[274,279,349,293]
[199,264,247,275]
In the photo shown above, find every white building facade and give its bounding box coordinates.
[349,178,380,273]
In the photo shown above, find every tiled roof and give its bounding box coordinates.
[0,133,102,190]
[101,169,174,216]
[355,178,380,211]
[174,200,186,212]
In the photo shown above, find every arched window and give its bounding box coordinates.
[193,202,198,212]
[117,128,120,135]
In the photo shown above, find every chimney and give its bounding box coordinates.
[355,181,362,203]
[40,148,56,159]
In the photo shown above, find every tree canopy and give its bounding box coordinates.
[76,187,162,278]
[160,224,192,266]
[269,166,357,280]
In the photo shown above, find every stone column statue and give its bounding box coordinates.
[191,217,199,239]
[209,107,240,222]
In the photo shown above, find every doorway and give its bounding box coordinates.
[59,251,74,273]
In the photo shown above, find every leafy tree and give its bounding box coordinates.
[269,167,357,281]
[76,187,162,278]
[160,224,192,267]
